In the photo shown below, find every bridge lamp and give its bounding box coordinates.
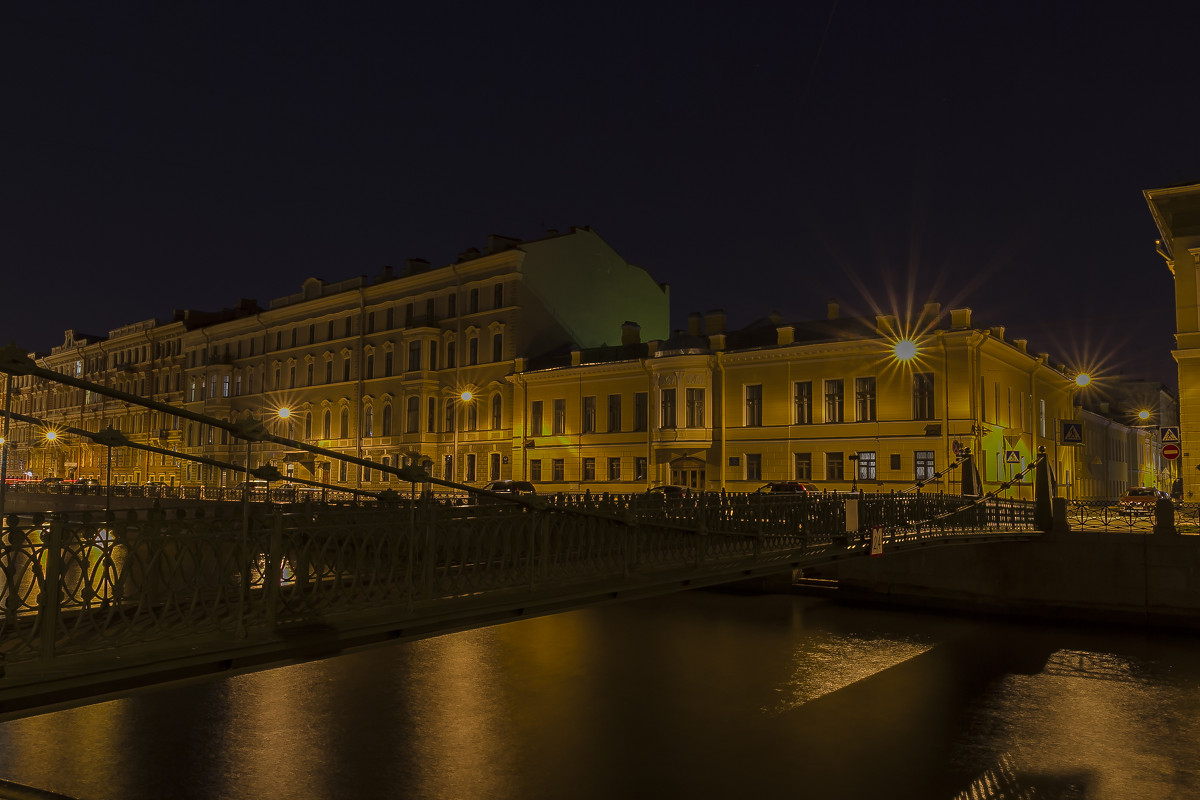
[1074,372,1091,388]
[44,430,57,442]
[1138,410,1150,422]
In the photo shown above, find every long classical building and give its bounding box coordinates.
[2,227,1164,501]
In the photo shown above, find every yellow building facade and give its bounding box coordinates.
[1146,182,1200,501]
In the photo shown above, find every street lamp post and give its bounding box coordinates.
[452,390,472,486]
[848,452,859,494]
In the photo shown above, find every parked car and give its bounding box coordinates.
[641,485,688,501]
[479,480,537,503]
[1119,487,1167,515]
[78,478,102,494]
[144,481,170,495]
[754,481,820,495]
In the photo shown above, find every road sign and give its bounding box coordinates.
[1060,420,1083,445]
[1163,443,1181,460]
[870,526,883,557]
[1004,450,1021,464]
[1161,426,1180,444]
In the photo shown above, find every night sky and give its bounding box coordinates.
[4,2,1197,390]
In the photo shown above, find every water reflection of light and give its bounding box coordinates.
[767,632,932,714]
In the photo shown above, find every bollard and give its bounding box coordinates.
[1153,497,1177,535]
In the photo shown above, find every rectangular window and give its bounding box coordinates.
[469,288,479,314]
[913,373,935,420]
[745,384,763,426]
[465,453,476,483]
[552,458,565,482]
[325,361,333,384]
[490,452,501,481]
[607,457,621,481]
[826,452,844,481]
[795,452,812,480]
[469,338,478,365]
[407,397,420,432]
[408,341,421,371]
[607,394,622,432]
[531,400,544,436]
[384,351,393,377]
[824,379,844,423]
[405,303,414,326]
[915,450,935,481]
[890,453,901,470]
[365,355,374,380]
[428,397,437,433]
[855,377,876,422]
[530,459,542,482]
[426,299,435,320]
[494,283,503,308]
[635,456,648,481]
[492,333,503,362]
[794,381,812,424]
[448,293,456,317]
[582,396,596,433]
[660,388,676,428]
[634,392,648,431]
[686,388,705,427]
[552,399,566,435]
[582,457,595,481]
[746,453,762,481]
[856,450,877,481]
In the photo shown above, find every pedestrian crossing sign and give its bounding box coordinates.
[1060,420,1083,445]
[1161,426,1180,444]
[1005,450,1021,464]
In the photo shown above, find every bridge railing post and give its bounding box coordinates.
[265,508,283,627]
[39,513,65,663]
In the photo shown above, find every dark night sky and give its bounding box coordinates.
[3,2,1197,390]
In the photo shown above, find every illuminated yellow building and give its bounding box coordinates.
[511,303,1097,497]
[1146,182,1200,501]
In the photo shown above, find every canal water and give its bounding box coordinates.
[0,591,1197,800]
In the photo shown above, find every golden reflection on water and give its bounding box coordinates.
[767,630,932,714]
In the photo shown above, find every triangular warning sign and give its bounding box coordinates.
[1061,421,1083,443]
[1162,427,1180,443]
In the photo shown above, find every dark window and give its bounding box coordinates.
[467,402,477,431]
[408,341,421,371]
[491,394,502,429]
[608,457,621,481]
[384,351,393,376]
[824,380,844,423]
[339,408,349,438]
[826,452,844,480]
[890,453,901,470]
[855,377,877,422]
[469,338,478,365]
[582,457,595,481]
[445,400,455,433]
[325,361,333,384]
[427,397,437,433]
[382,403,392,435]
[367,314,375,334]
[426,299,435,320]
[406,397,420,432]
[552,399,566,435]
[365,355,373,380]
[386,308,394,329]
[531,400,543,436]
[448,293,456,317]
[635,456,647,481]
[857,450,877,480]
[686,388,705,427]
[530,459,542,482]
[915,450,935,481]
[490,452,501,481]
[745,384,763,426]
[469,289,479,314]
[634,393,648,432]
[465,453,476,482]
[492,333,503,362]
[913,373,935,420]
[405,303,414,326]
[446,341,456,369]
[582,396,596,433]
[660,389,676,428]
[494,283,503,308]
[795,452,812,480]
[746,453,762,481]
[607,394,622,432]
[342,357,350,382]
[552,458,564,482]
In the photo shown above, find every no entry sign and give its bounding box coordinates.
[1163,443,1180,460]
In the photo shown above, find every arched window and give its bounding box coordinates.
[304,413,312,439]
[339,408,350,438]
[491,394,502,430]
[364,404,374,437]
[323,410,332,438]
[467,401,477,431]
[382,403,392,436]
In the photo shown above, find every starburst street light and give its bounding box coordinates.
[1075,372,1091,388]
[892,339,918,362]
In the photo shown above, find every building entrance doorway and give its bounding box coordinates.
[670,457,706,490]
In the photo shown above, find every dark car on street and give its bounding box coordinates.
[480,480,537,503]
[754,481,820,495]
[1119,486,1167,515]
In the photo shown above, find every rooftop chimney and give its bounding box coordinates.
[621,321,641,347]
[827,299,840,319]
[704,309,726,335]
[950,308,973,329]
[777,326,795,346]
[991,326,1006,341]
[687,312,702,336]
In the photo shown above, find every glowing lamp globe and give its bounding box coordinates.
[893,339,917,362]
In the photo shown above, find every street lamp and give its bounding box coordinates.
[848,452,859,494]
[452,390,473,485]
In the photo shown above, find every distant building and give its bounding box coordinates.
[1145,182,1200,500]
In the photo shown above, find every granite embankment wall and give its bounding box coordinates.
[813,531,1200,628]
